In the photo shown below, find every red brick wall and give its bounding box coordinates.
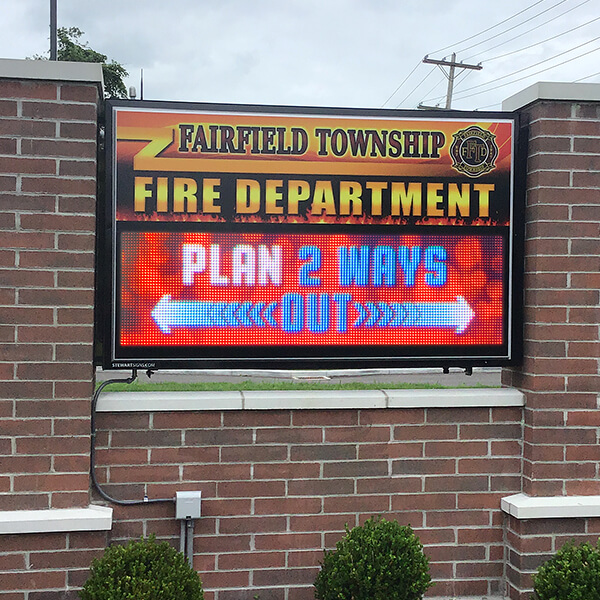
[0,531,109,600]
[94,405,522,599]
[505,514,600,597]
[502,99,600,599]
[1,75,599,600]
[0,74,102,599]
[0,77,99,512]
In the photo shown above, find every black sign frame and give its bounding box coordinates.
[96,99,525,371]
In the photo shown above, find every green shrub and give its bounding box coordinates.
[314,516,432,600]
[532,539,600,600]
[80,535,204,600]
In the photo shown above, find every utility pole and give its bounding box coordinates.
[50,0,57,60]
[420,53,482,109]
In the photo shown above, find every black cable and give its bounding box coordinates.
[449,0,571,56]
[395,68,437,108]
[423,36,600,106]
[430,0,566,56]
[90,369,174,506]
[415,67,472,109]
[386,0,583,109]
[452,41,600,102]
[575,70,600,81]
[480,16,599,64]
[474,101,503,111]
[381,62,422,107]
[464,0,595,62]
[415,75,449,109]
[456,45,600,103]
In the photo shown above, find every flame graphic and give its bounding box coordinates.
[117,211,506,227]
[230,214,503,227]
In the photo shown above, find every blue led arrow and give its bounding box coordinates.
[352,297,474,333]
[152,294,474,335]
[151,295,213,334]
[409,296,474,333]
[152,295,279,333]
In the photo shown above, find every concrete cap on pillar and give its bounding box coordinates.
[502,81,600,111]
[0,57,104,95]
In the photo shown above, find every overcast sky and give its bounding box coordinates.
[1,0,598,111]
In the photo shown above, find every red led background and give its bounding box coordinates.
[119,231,504,348]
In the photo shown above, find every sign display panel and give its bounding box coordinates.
[99,100,523,370]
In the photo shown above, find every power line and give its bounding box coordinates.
[382,0,595,110]
[395,68,437,108]
[414,68,477,109]
[430,0,549,55]
[454,35,600,97]
[418,72,463,108]
[452,0,572,56]
[417,68,475,109]
[384,0,551,107]
[479,14,599,64]
[381,62,422,107]
[474,101,503,110]
[422,34,600,105]
[465,0,593,62]
[454,44,600,102]
[574,70,600,82]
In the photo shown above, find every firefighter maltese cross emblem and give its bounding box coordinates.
[450,126,499,178]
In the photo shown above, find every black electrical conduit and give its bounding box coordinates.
[90,369,174,506]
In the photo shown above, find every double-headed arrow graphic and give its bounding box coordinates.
[151,294,475,334]
[151,295,278,334]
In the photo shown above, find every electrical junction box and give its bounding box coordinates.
[175,491,202,519]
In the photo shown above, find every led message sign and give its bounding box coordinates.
[98,100,523,370]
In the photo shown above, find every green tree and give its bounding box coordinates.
[57,27,128,98]
[35,27,128,98]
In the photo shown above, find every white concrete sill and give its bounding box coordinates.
[502,493,600,520]
[96,387,524,412]
[0,505,112,535]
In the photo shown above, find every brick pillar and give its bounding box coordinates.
[501,83,600,599]
[0,59,103,510]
